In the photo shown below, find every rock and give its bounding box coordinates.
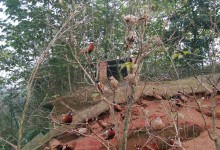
[78,128,88,135]
[151,117,164,131]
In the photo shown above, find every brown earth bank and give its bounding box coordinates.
[43,94,220,150]
[23,74,220,150]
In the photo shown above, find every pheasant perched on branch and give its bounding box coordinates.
[79,41,94,54]
[96,80,110,94]
[123,14,148,27]
[96,80,104,94]
[125,31,136,50]
[135,144,140,150]
[62,112,73,125]
[123,14,139,25]
[124,73,137,85]
[109,76,118,91]
[113,100,122,112]
[105,127,115,140]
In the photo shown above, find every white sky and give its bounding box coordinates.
[0,3,9,78]
[0,2,7,46]
[0,3,6,19]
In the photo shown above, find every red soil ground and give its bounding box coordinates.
[46,94,220,150]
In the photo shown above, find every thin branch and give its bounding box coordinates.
[17,6,84,150]
[67,44,95,85]
[190,86,214,141]
[0,136,17,150]
[186,62,212,93]
[205,75,220,91]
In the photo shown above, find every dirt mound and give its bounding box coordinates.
[43,93,220,150]
[26,75,220,150]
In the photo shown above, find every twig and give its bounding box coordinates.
[186,62,212,93]
[205,75,220,92]
[190,86,214,141]
[17,7,84,150]
[141,135,154,150]
[66,52,95,85]
[0,136,17,150]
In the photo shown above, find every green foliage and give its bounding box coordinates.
[163,0,219,64]
[120,62,134,73]
[91,92,99,101]
[172,50,190,60]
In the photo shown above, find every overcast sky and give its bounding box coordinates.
[0,2,6,45]
[0,3,8,79]
[0,2,6,21]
